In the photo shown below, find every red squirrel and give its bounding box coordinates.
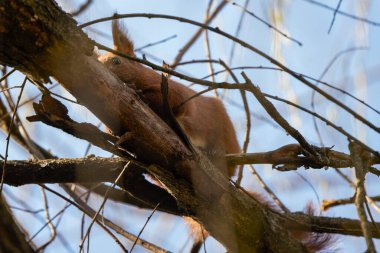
[98,21,241,176]
[98,21,331,253]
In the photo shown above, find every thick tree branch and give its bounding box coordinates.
[2,157,380,240]
[227,144,380,171]
[0,157,129,186]
[284,212,380,239]
[0,156,180,213]
[0,196,35,253]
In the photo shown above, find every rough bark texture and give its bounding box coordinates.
[0,196,35,253]
[3,157,379,240]
[0,1,311,252]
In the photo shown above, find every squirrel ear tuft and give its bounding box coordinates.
[112,19,135,56]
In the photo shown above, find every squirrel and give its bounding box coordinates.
[98,20,332,253]
[98,20,241,177]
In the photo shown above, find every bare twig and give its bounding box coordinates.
[231,1,302,46]
[171,0,228,67]
[0,68,15,83]
[27,184,100,242]
[8,205,44,214]
[218,60,288,212]
[242,73,320,159]
[349,142,376,252]
[301,0,380,27]
[204,0,218,97]
[130,201,161,252]
[248,164,289,212]
[70,0,93,16]
[194,62,379,117]
[327,0,343,33]
[227,0,250,67]
[79,162,130,251]
[0,77,27,195]
[218,59,250,185]
[311,46,369,146]
[0,73,47,160]
[42,185,129,253]
[261,92,379,158]
[0,86,22,94]
[59,184,170,253]
[135,34,177,52]
[35,189,57,252]
[80,189,91,245]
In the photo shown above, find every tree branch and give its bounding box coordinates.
[2,156,380,241]
[0,196,35,253]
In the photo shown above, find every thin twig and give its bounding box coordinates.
[189,61,379,117]
[0,77,27,195]
[0,86,22,94]
[311,46,369,146]
[218,60,250,185]
[27,184,99,242]
[204,0,218,97]
[80,190,91,247]
[130,201,161,252]
[79,162,130,251]
[35,188,57,251]
[261,92,380,159]
[135,34,177,52]
[171,0,228,68]
[201,225,208,253]
[349,142,376,252]
[8,205,44,214]
[70,0,93,16]
[62,184,170,253]
[227,0,250,67]
[18,83,60,108]
[248,164,289,212]
[4,181,75,253]
[242,73,319,158]
[231,1,302,46]
[1,75,46,160]
[295,172,321,210]
[28,78,79,105]
[327,0,343,33]
[224,97,280,129]
[364,198,380,234]
[42,185,129,253]
[301,0,380,27]
[175,87,214,110]
[0,68,15,83]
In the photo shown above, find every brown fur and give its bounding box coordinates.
[98,20,240,176]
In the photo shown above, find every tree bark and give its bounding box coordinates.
[0,196,35,253]
[2,157,379,240]
[0,1,313,252]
